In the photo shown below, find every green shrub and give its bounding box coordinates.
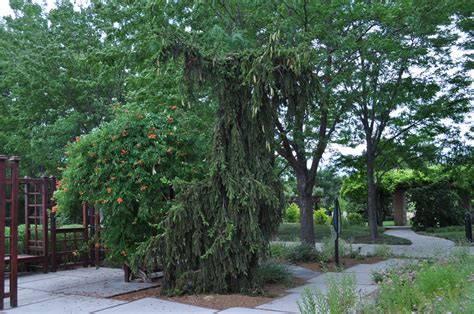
[275,222,300,241]
[6,224,85,254]
[377,271,418,311]
[55,107,202,262]
[410,181,464,230]
[313,208,330,225]
[284,203,300,223]
[373,244,392,258]
[320,237,349,262]
[298,274,357,314]
[270,243,289,260]
[5,225,26,253]
[287,243,320,262]
[347,212,365,226]
[257,260,291,284]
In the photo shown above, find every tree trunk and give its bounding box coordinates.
[461,191,472,213]
[297,173,315,245]
[366,143,378,240]
[375,185,383,226]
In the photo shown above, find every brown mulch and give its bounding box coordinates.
[111,257,382,310]
[162,277,307,310]
[112,276,305,310]
[296,256,384,272]
[113,286,162,302]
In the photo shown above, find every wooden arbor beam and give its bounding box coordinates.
[393,188,407,226]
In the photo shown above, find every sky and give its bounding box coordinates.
[0,0,84,16]
[0,1,14,16]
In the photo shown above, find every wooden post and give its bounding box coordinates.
[41,177,49,273]
[24,180,29,260]
[50,210,57,272]
[393,188,407,226]
[0,156,7,310]
[123,265,131,282]
[94,208,100,267]
[9,156,20,308]
[49,177,56,272]
[82,203,89,267]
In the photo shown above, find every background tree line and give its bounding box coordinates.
[0,0,472,247]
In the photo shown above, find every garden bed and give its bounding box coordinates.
[295,255,384,272]
[111,256,383,310]
[276,223,411,245]
[112,276,306,310]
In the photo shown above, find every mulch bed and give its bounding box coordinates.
[111,256,383,310]
[296,256,385,272]
[161,278,306,311]
[112,276,305,310]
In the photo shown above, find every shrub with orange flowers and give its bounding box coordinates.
[54,106,205,263]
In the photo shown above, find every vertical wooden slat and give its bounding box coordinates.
[50,177,57,272]
[41,177,48,273]
[9,156,20,308]
[24,182,29,256]
[63,230,66,263]
[0,156,8,309]
[73,231,77,263]
[34,183,38,251]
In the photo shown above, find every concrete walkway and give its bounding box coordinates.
[2,259,408,314]
[253,258,412,313]
[277,227,461,259]
[2,267,156,313]
[2,229,460,313]
[341,228,457,258]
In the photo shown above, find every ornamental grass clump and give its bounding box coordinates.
[298,274,357,314]
[257,260,291,285]
[375,252,474,312]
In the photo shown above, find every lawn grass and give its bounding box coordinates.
[383,220,395,226]
[417,225,471,244]
[275,223,411,245]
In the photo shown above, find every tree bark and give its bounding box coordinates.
[296,173,315,245]
[461,191,472,213]
[366,142,378,240]
[375,185,384,227]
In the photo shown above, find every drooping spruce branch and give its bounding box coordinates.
[154,40,288,294]
[144,33,328,293]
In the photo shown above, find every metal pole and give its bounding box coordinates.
[465,212,472,243]
[333,198,341,267]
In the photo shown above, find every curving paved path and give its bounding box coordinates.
[341,227,461,258]
[382,228,455,258]
[275,227,465,259]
